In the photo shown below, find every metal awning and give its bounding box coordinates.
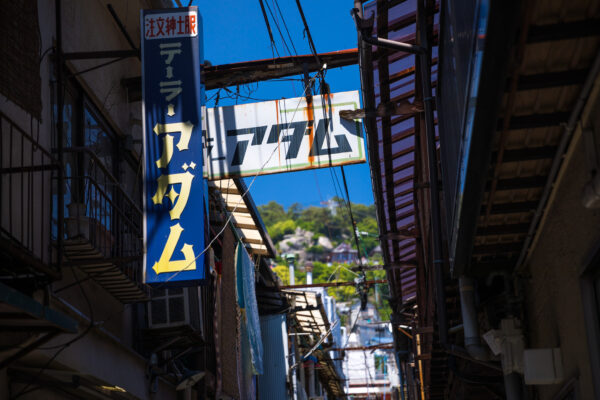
[209,178,276,258]
[284,290,330,337]
[283,289,345,398]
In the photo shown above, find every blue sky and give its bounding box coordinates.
[194,0,374,208]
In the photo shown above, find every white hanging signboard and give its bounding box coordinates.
[203,90,365,180]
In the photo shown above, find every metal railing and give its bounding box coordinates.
[63,147,143,284]
[0,111,60,278]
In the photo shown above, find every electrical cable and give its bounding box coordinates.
[258,0,276,51]
[153,70,324,287]
[263,0,295,57]
[272,0,299,56]
[340,166,364,265]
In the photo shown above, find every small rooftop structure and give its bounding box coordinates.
[330,243,359,264]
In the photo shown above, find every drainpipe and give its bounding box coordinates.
[458,276,489,361]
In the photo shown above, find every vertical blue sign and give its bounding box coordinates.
[141,7,205,284]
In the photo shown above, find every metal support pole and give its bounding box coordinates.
[55,0,64,275]
[417,0,448,346]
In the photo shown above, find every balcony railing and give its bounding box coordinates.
[0,111,60,279]
[62,147,147,302]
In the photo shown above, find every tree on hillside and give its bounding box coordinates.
[268,219,296,242]
[287,203,303,220]
[258,201,286,227]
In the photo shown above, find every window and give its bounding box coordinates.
[55,78,141,238]
[374,354,388,380]
[149,288,190,328]
[53,76,143,271]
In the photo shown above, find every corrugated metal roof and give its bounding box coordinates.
[365,0,439,306]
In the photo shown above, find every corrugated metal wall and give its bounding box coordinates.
[258,314,289,400]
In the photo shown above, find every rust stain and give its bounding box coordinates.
[276,99,280,165]
[306,94,315,165]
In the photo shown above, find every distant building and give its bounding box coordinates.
[321,198,339,216]
[330,243,359,264]
[343,303,400,399]
[369,244,382,258]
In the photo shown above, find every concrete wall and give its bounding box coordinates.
[524,130,600,399]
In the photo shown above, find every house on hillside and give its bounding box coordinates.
[330,243,359,264]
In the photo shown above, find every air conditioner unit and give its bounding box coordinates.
[149,287,191,328]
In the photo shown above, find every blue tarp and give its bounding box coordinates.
[235,243,264,375]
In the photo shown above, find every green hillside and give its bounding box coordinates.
[259,199,392,321]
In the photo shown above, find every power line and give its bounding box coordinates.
[294,0,320,66]
[156,71,324,286]
[272,0,299,56]
[263,0,295,57]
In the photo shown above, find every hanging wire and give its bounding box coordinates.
[154,71,324,287]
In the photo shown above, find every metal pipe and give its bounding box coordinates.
[458,276,489,361]
[417,0,448,345]
[306,264,313,285]
[55,0,64,276]
[362,35,425,54]
[503,372,523,400]
[517,47,600,267]
[448,324,464,334]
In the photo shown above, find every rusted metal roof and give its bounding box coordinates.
[363,0,438,308]
[360,0,442,397]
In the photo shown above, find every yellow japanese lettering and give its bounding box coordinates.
[155,134,174,168]
[153,121,194,167]
[151,171,194,220]
[152,223,197,274]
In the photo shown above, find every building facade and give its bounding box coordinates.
[0,1,279,399]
